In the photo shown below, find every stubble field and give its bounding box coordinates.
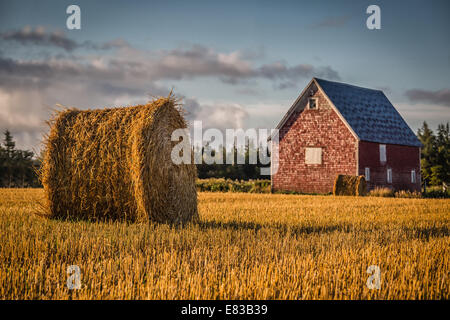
[0,188,448,299]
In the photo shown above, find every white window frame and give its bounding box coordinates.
[387,168,392,184]
[411,170,416,183]
[379,144,386,163]
[305,147,322,165]
[365,167,370,181]
[308,98,318,110]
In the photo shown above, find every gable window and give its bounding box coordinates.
[387,168,392,184]
[308,98,317,110]
[365,167,370,181]
[411,170,416,183]
[379,144,386,163]
[305,147,322,164]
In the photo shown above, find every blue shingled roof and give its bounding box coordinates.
[314,78,422,147]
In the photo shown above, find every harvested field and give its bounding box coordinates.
[0,189,448,299]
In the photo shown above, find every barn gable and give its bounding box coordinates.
[275,78,422,148]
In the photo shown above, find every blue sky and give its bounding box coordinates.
[0,0,449,151]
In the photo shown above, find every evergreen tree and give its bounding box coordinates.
[417,121,450,186]
[2,130,17,187]
[0,130,40,187]
[0,142,5,187]
[434,123,450,184]
[417,122,436,186]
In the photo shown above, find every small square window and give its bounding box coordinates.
[387,168,392,183]
[309,98,317,109]
[305,147,322,164]
[365,167,370,181]
[411,170,416,183]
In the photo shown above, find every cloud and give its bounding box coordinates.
[1,26,79,51]
[0,34,341,150]
[1,28,341,85]
[0,26,130,52]
[276,81,297,90]
[312,15,352,28]
[114,45,340,85]
[183,98,248,130]
[405,88,450,107]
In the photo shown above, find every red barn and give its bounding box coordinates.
[271,78,422,194]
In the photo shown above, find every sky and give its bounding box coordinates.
[0,0,449,153]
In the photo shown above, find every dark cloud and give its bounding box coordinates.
[275,81,297,90]
[83,39,131,51]
[0,26,130,52]
[1,26,79,51]
[145,46,340,85]
[405,88,450,107]
[258,62,313,80]
[258,63,340,90]
[315,66,341,81]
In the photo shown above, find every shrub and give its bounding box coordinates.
[422,188,450,198]
[394,190,422,198]
[196,178,271,193]
[368,187,395,197]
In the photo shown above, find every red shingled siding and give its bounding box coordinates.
[358,141,421,191]
[272,90,357,194]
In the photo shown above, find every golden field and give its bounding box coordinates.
[0,188,448,299]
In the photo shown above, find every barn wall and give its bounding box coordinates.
[272,88,357,194]
[358,141,421,191]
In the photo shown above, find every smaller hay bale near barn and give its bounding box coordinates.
[40,96,198,224]
[333,175,367,196]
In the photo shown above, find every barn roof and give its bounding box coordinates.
[275,78,422,147]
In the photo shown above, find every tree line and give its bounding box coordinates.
[0,130,41,187]
[0,122,448,188]
[0,131,269,187]
[195,142,270,180]
[417,122,449,186]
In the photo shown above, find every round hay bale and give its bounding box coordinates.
[41,96,198,224]
[333,174,366,196]
[356,176,367,196]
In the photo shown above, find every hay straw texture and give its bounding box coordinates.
[333,175,367,196]
[41,97,198,224]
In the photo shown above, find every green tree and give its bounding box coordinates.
[417,121,450,186]
[0,130,40,187]
[0,142,5,187]
[434,123,450,184]
[2,130,17,187]
[417,122,437,186]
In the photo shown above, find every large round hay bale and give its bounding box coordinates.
[41,97,198,224]
[333,174,366,196]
